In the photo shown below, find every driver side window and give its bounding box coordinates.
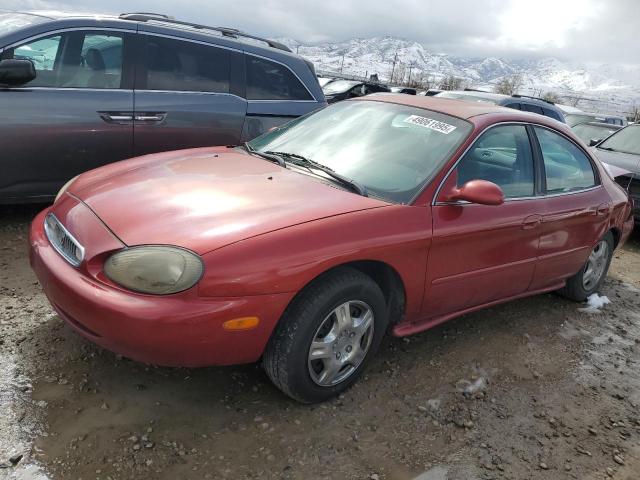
[456,125,535,198]
[1,31,124,89]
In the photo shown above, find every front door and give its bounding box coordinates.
[132,33,247,156]
[0,29,134,201]
[423,124,543,318]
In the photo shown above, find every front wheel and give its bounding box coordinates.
[263,267,388,403]
[560,232,614,301]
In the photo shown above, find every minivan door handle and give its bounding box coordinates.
[522,214,542,230]
[134,113,166,123]
[99,112,133,124]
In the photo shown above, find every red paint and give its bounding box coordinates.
[30,96,634,367]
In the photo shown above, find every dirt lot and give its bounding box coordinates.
[2,204,640,480]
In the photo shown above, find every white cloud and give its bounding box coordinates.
[2,0,638,65]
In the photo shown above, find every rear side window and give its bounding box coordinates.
[456,125,535,198]
[521,103,544,115]
[542,108,563,122]
[245,56,312,100]
[503,102,521,110]
[144,36,230,93]
[534,127,597,193]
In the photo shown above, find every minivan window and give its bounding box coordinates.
[2,32,125,89]
[521,104,544,115]
[542,108,563,122]
[246,56,312,100]
[535,127,597,193]
[144,36,230,93]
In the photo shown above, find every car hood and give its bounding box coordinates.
[592,148,640,174]
[69,147,389,255]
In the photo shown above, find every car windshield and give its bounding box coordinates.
[572,123,619,144]
[565,113,602,127]
[247,100,473,203]
[0,13,48,36]
[323,80,360,95]
[598,125,640,156]
[435,91,498,105]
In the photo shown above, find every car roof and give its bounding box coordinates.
[7,10,297,58]
[439,90,561,111]
[577,122,622,128]
[360,94,571,130]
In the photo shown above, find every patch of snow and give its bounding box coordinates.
[413,465,449,480]
[578,293,611,314]
[0,353,50,480]
[456,377,487,397]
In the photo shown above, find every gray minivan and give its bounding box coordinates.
[0,12,326,203]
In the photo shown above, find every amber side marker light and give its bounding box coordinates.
[223,317,260,331]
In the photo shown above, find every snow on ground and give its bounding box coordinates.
[578,293,611,314]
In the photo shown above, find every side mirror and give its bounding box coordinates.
[445,180,505,206]
[0,59,36,87]
[588,138,600,147]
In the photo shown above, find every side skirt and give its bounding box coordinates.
[392,282,565,337]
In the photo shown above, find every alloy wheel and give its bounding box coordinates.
[582,240,609,290]
[307,300,374,386]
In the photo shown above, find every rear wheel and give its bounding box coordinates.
[263,267,387,403]
[560,232,614,301]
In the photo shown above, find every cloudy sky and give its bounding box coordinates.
[3,0,638,65]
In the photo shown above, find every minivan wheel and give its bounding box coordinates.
[263,267,387,403]
[560,232,614,302]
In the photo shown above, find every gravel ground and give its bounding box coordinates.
[1,204,640,480]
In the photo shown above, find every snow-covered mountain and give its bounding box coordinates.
[279,36,640,114]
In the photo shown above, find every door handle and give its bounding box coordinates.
[594,203,610,216]
[134,113,166,123]
[522,214,542,230]
[99,112,133,124]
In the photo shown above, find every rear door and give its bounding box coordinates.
[0,29,134,201]
[529,126,610,289]
[133,34,247,156]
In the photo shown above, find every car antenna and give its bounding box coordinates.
[628,155,640,194]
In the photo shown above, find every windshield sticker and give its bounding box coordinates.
[404,115,457,134]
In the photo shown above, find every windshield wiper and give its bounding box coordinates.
[265,151,368,197]
[243,143,286,167]
[597,146,616,151]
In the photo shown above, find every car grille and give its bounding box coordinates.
[44,213,85,267]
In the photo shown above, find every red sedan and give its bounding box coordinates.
[30,95,634,403]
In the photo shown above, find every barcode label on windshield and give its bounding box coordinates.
[404,115,457,134]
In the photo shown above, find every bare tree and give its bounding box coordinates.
[439,75,464,91]
[493,73,524,95]
[542,91,561,103]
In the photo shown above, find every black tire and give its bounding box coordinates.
[560,231,614,302]
[263,267,388,403]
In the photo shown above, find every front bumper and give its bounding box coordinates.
[29,205,292,367]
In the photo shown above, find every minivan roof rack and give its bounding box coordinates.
[511,94,555,105]
[119,13,292,52]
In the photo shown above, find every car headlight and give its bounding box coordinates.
[55,175,79,203]
[104,246,204,295]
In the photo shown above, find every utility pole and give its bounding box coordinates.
[390,50,398,84]
[296,45,299,54]
[407,64,413,85]
[340,53,345,73]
